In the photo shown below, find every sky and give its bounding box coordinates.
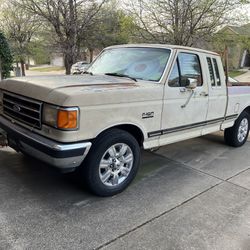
[0,1,250,26]
[234,4,250,22]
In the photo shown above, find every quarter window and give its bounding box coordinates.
[207,57,215,86]
[212,58,221,86]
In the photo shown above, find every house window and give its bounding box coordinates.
[168,53,202,87]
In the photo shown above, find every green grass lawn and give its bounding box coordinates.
[228,70,247,78]
[29,66,65,72]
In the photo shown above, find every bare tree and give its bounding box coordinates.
[17,0,107,75]
[127,0,248,46]
[79,2,137,62]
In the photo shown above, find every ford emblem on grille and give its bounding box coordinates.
[13,104,21,112]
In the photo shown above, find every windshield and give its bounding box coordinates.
[87,47,171,82]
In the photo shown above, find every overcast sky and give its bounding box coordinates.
[235,4,250,21]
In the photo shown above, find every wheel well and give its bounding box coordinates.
[243,106,250,117]
[99,124,144,147]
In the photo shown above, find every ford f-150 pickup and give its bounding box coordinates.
[1,44,250,196]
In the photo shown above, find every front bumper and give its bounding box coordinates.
[0,116,92,170]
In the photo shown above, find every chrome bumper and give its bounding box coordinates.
[0,116,92,170]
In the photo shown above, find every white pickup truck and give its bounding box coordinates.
[1,44,250,196]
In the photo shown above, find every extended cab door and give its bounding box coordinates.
[158,50,209,145]
[202,56,227,134]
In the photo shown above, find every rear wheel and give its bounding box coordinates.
[80,129,141,196]
[224,111,250,147]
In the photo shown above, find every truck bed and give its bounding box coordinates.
[230,82,250,86]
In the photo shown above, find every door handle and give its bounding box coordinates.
[200,92,208,97]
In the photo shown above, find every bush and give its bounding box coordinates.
[0,32,13,79]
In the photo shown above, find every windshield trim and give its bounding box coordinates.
[87,46,173,84]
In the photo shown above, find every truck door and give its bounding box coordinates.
[157,51,209,145]
[202,56,227,134]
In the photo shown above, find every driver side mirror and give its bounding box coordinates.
[186,78,198,90]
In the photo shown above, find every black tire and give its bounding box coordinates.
[224,111,250,147]
[80,129,141,197]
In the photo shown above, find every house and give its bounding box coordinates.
[50,48,102,67]
[214,24,250,69]
[50,53,64,67]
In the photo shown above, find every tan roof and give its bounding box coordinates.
[218,24,250,36]
[106,44,219,56]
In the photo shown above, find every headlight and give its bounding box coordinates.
[42,104,79,130]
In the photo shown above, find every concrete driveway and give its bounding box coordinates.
[235,70,250,82]
[0,132,250,250]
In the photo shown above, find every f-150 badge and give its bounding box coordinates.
[142,112,154,119]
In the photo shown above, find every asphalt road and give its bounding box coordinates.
[0,132,250,250]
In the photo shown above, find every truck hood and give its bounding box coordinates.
[0,75,163,106]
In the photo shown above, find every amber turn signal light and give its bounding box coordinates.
[57,110,78,129]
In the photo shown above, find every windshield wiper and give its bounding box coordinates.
[82,71,93,75]
[105,73,137,82]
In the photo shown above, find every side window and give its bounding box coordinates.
[207,57,215,86]
[178,53,203,86]
[212,58,221,86]
[168,61,180,87]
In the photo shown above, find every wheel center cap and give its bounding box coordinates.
[112,158,121,170]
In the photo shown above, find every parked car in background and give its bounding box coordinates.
[71,61,90,74]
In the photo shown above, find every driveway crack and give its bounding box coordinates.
[152,151,250,192]
[95,181,222,250]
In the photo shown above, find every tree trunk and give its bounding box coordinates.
[64,58,71,75]
[64,41,77,75]
[64,48,75,75]
[62,0,77,75]
[26,57,30,70]
[89,48,94,63]
[20,59,26,76]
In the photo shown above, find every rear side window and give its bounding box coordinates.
[212,58,221,86]
[207,57,215,86]
[168,52,202,87]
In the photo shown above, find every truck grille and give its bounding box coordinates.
[2,92,42,129]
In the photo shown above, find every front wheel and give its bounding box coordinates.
[81,129,141,197]
[224,111,250,147]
